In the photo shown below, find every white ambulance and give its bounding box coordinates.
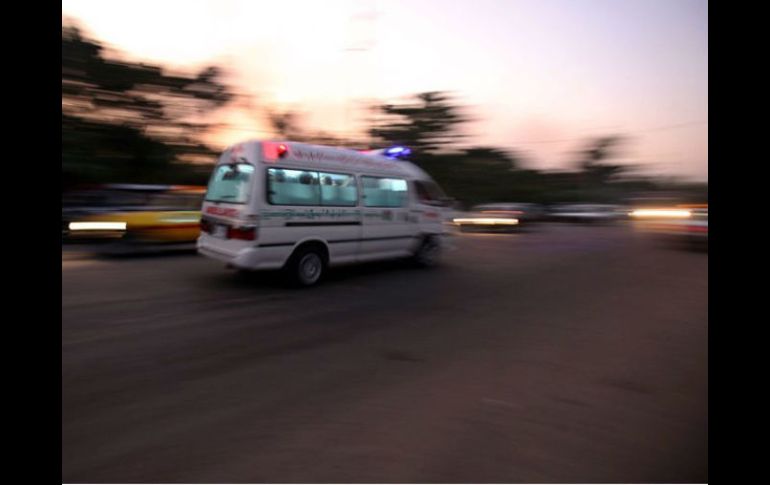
[197,141,453,286]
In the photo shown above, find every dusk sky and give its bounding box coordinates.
[62,0,708,180]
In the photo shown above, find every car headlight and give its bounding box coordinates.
[68,222,127,231]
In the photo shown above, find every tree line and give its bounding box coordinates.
[62,22,706,206]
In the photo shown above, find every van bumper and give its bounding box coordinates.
[197,237,262,270]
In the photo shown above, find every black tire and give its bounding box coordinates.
[412,235,442,268]
[285,246,326,287]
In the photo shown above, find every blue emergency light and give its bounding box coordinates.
[383,145,411,159]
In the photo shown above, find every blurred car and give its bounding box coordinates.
[472,203,546,223]
[548,204,622,223]
[64,185,205,252]
[63,184,178,239]
[682,207,708,249]
[452,203,527,232]
[631,205,708,250]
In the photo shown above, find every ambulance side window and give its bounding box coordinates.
[319,172,358,207]
[267,168,321,206]
[362,176,408,207]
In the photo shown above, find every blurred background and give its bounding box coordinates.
[62,1,707,483]
[62,0,707,209]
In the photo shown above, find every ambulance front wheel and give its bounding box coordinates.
[413,235,441,268]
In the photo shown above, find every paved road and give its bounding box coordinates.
[62,223,708,483]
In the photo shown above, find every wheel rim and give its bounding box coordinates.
[299,253,322,284]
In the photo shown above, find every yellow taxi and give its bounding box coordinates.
[66,186,205,249]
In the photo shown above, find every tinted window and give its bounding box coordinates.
[362,176,408,207]
[206,164,254,204]
[319,172,358,206]
[267,168,321,206]
[414,180,447,205]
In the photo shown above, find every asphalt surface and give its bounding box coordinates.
[62,223,708,483]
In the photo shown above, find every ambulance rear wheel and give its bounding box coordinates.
[286,246,326,287]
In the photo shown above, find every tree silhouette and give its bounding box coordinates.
[575,135,626,186]
[368,91,468,156]
[62,22,234,188]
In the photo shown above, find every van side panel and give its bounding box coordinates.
[257,163,362,267]
[359,174,416,260]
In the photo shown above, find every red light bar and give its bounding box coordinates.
[263,142,289,162]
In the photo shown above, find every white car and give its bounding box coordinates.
[451,204,525,232]
[471,203,546,223]
[549,204,622,223]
